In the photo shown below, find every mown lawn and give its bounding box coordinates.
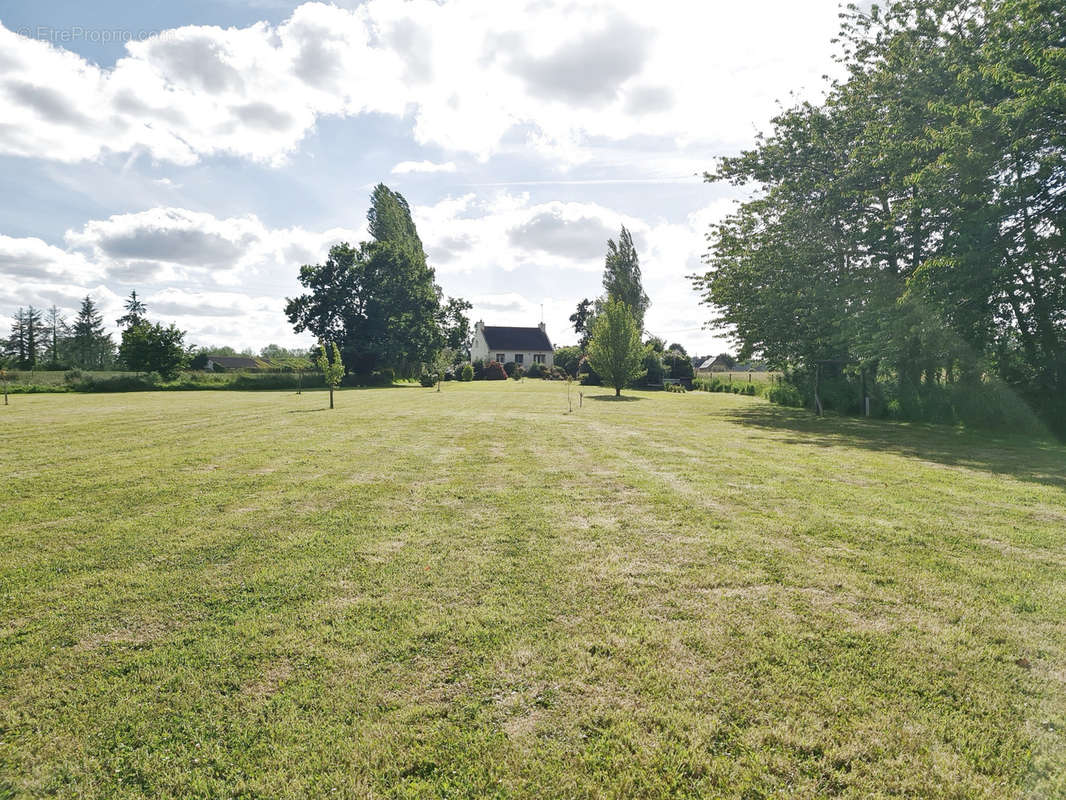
[1,383,1064,798]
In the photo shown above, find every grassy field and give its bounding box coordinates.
[1,382,1064,798]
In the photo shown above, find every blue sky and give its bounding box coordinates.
[0,0,845,356]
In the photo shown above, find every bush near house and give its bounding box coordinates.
[483,361,507,380]
[460,364,474,381]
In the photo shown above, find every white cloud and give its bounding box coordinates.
[413,192,731,353]
[0,192,735,354]
[0,0,842,166]
[0,234,103,283]
[391,160,458,174]
[0,208,369,350]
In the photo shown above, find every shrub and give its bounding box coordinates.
[483,361,508,380]
[525,362,546,379]
[511,365,524,380]
[76,374,156,392]
[665,383,686,393]
[503,361,517,378]
[643,349,665,385]
[553,345,583,377]
[472,360,486,380]
[663,349,694,380]
[578,360,601,385]
[419,373,436,387]
[460,363,474,381]
[767,382,804,407]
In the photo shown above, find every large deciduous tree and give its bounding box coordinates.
[691,0,1066,435]
[285,185,468,376]
[119,322,189,379]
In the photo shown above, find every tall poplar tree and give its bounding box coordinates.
[601,226,649,331]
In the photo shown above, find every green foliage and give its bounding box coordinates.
[119,322,189,379]
[460,363,474,382]
[419,373,436,387]
[691,0,1066,438]
[116,290,147,331]
[552,345,583,377]
[69,296,115,370]
[439,297,472,352]
[569,298,594,347]
[602,226,649,330]
[642,348,665,385]
[259,343,309,361]
[586,300,643,396]
[483,361,507,380]
[315,343,345,388]
[663,349,693,380]
[3,306,46,369]
[285,185,469,376]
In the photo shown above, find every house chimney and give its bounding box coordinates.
[475,320,484,332]
[538,321,546,332]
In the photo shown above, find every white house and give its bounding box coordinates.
[470,321,554,367]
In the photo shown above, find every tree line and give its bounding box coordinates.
[692,0,1065,435]
[5,297,117,371]
[3,292,189,378]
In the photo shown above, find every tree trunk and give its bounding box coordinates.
[329,387,334,409]
[615,386,621,397]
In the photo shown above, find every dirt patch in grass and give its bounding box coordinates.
[241,657,293,701]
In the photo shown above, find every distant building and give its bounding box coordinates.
[470,321,554,367]
[698,354,737,372]
[203,355,262,371]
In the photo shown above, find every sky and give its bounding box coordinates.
[0,0,847,357]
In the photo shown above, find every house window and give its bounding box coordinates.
[514,354,524,364]
[533,354,545,364]
[496,353,505,363]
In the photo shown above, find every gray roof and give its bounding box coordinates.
[207,355,261,369]
[482,326,553,351]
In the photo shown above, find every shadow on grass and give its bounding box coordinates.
[722,403,1066,490]
[587,394,642,402]
[287,407,328,413]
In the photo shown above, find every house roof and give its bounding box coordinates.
[481,326,553,351]
[207,355,261,369]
